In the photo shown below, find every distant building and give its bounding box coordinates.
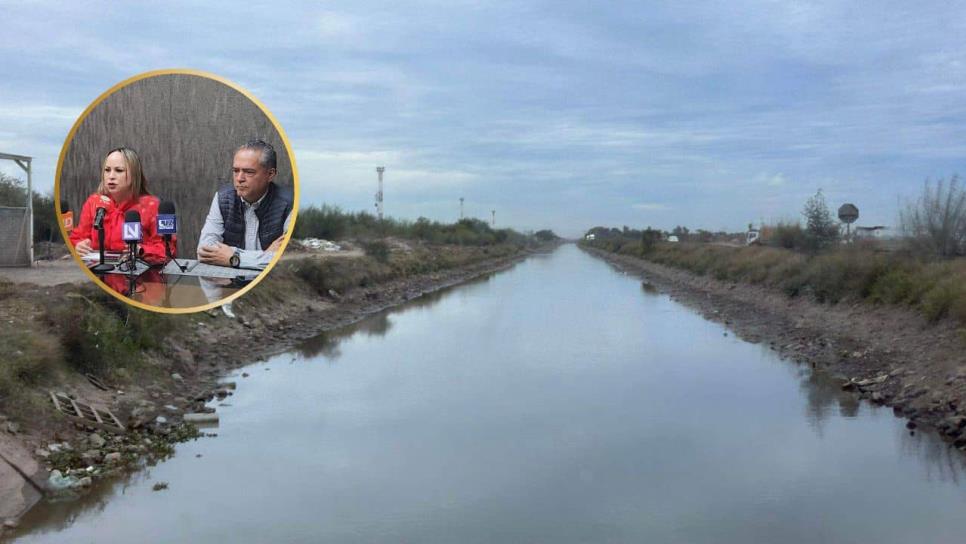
[585,233,596,241]
[854,226,889,239]
[667,235,680,243]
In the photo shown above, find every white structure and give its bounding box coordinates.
[746,230,761,245]
[854,226,890,239]
[375,166,385,220]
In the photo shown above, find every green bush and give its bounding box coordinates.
[362,240,390,263]
[294,205,539,248]
[294,204,348,240]
[868,268,918,305]
[44,292,179,378]
[0,326,61,400]
[773,221,807,250]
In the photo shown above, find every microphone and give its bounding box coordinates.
[93,206,106,230]
[89,206,114,273]
[157,200,176,238]
[157,200,186,272]
[61,200,73,233]
[122,210,142,275]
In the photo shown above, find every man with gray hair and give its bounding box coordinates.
[198,139,294,270]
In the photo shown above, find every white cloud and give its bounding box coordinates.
[752,172,790,187]
[632,203,670,211]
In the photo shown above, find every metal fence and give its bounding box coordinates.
[0,206,30,267]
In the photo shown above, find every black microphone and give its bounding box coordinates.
[122,210,142,275]
[93,206,106,229]
[157,200,186,272]
[89,206,114,273]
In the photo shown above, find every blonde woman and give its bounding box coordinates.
[69,147,173,265]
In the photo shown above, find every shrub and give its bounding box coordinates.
[921,278,965,322]
[773,221,807,250]
[44,292,176,378]
[0,326,61,401]
[294,204,347,240]
[868,268,918,305]
[900,176,966,258]
[362,240,390,263]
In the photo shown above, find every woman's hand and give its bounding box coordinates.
[75,239,93,255]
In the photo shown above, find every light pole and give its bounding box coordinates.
[375,166,385,221]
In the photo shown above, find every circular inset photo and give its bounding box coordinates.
[55,69,298,313]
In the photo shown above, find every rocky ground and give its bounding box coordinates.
[0,243,544,538]
[582,246,966,451]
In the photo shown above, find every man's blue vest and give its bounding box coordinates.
[217,182,293,250]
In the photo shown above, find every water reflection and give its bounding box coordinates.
[295,273,497,361]
[800,365,861,435]
[13,245,966,544]
[295,313,394,360]
[899,425,966,485]
[12,463,169,539]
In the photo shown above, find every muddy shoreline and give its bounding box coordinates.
[581,245,966,452]
[1,245,545,538]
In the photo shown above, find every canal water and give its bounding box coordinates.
[14,244,966,543]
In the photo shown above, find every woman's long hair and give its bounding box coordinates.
[96,147,151,199]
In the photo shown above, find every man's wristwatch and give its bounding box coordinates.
[229,249,241,268]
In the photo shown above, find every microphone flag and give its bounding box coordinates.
[157,201,177,235]
[61,200,73,232]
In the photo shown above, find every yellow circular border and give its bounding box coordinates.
[54,68,300,314]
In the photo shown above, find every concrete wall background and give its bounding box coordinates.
[60,74,293,257]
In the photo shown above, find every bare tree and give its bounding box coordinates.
[900,176,966,258]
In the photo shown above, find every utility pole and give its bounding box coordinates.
[491,209,495,226]
[459,197,464,220]
[375,166,385,220]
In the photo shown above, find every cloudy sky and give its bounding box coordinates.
[2,1,965,236]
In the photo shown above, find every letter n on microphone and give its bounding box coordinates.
[123,222,142,241]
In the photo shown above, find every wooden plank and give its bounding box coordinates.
[49,392,125,434]
[106,410,125,430]
[49,392,62,413]
[68,399,85,419]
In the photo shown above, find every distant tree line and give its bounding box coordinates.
[295,204,557,247]
[585,180,966,260]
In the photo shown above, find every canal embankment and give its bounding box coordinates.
[0,240,554,534]
[580,243,966,453]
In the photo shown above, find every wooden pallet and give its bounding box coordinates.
[49,392,125,434]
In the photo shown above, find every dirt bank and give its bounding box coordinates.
[0,241,552,537]
[581,245,966,450]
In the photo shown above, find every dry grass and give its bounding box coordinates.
[587,240,966,327]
